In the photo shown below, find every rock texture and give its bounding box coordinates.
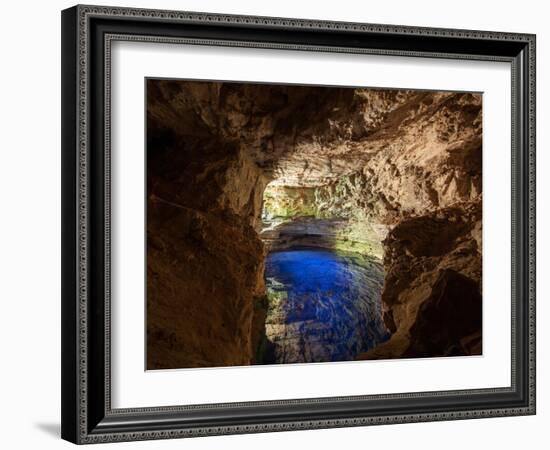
[358,203,482,359]
[147,79,482,368]
[147,91,267,369]
[261,185,386,257]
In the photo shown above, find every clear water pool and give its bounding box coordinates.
[263,248,389,364]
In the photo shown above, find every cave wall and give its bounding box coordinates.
[358,203,482,359]
[261,184,386,257]
[147,82,268,369]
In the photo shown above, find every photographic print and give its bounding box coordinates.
[61,8,535,442]
[146,79,482,370]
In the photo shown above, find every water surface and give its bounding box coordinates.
[264,248,388,364]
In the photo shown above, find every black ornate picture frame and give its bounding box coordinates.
[61,4,536,444]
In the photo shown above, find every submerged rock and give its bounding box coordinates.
[262,249,388,364]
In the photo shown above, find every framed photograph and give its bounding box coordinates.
[61,4,536,444]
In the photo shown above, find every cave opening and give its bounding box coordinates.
[256,182,389,364]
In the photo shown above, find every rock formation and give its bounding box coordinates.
[146,79,482,369]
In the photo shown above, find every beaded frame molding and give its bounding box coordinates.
[61,4,536,444]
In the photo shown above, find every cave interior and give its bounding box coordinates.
[146,79,483,370]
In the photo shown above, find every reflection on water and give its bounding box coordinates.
[263,248,389,364]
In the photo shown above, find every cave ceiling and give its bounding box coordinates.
[147,80,482,190]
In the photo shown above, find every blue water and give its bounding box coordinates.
[264,248,388,363]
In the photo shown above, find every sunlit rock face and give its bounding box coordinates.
[261,184,386,258]
[147,79,482,368]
